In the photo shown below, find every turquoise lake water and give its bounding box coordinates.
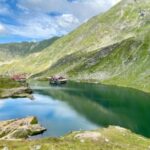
[0,81,150,138]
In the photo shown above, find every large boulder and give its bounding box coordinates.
[0,116,46,139]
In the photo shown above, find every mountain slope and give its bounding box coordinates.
[0,37,59,61]
[0,0,150,92]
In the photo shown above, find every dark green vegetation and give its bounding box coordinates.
[0,0,150,93]
[0,78,32,98]
[0,77,21,88]
[1,126,150,150]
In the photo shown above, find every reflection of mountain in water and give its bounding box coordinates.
[31,81,150,137]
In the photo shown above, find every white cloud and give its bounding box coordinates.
[0,2,10,15]
[0,23,6,34]
[18,0,121,21]
[1,0,121,40]
[6,13,79,38]
[0,6,8,14]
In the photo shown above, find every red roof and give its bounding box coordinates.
[11,74,26,81]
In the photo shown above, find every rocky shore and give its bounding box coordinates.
[0,116,46,140]
[0,78,33,99]
[0,86,33,99]
[0,125,150,150]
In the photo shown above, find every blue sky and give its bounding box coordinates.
[0,0,120,43]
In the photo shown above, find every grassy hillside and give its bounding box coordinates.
[0,0,150,92]
[0,37,59,61]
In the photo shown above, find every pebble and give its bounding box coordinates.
[105,138,109,143]
[2,147,9,150]
[30,145,41,150]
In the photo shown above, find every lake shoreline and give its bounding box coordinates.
[0,78,33,99]
[69,78,150,94]
[0,79,150,150]
[0,125,150,150]
[37,77,150,94]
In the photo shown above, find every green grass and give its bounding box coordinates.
[0,126,150,150]
[0,78,31,98]
[0,78,21,89]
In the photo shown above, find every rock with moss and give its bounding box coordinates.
[0,78,32,99]
[0,116,46,140]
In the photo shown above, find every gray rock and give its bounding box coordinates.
[0,116,46,140]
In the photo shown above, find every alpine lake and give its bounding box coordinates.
[0,81,150,139]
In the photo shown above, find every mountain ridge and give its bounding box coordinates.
[0,0,150,93]
[0,37,59,61]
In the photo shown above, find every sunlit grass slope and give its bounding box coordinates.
[1,126,150,150]
[0,0,150,92]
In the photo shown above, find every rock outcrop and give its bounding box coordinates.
[0,78,33,99]
[0,116,46,140]
[0,87,33,99]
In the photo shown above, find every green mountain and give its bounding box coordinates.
[0,37,59,61]
[0,0,150,93]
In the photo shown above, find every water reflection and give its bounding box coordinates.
[31,81,150,137]
[0,81,150,138]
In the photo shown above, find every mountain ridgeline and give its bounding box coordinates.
[0,0,150,93]
[0,37,59,61]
